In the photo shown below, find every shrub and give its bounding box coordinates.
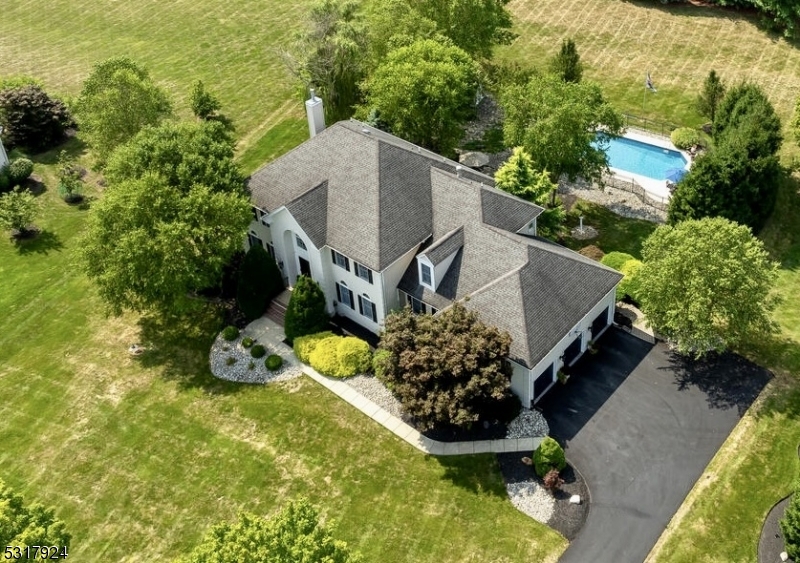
[225,356,236,366]
[618,259,644,304]
[781,482,800,560]
[543,468,565,494]
[533,437,567,477]
[670,127,704,150]
[57,150,83,202]
[0,84,74,151]
[293,331,335,363]
[241,336,254,348]
[372,349,394,382]
[221,325,239,341]
[307,335,372,378]
[0,186,40,235]
[265,354,283,371]
[600,251,635,272]
[8,158,33,185]
[284,275,330,343]
[250,344,266,359]
[0,166,10,193]
[578,244,604,261]
[236,244,284,321]
[481,391,522,425]
[337,337,372,375]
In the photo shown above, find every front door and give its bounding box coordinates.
[298,257,311,278]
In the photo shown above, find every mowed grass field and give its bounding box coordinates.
[500,0,800,153]
[0,0,310,173]
[0,146,566,561]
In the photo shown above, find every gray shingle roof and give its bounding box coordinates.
[285,181,328,249]
[480,188,543,232]
[423,227,464,265]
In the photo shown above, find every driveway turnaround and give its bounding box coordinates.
[537,328,770,563]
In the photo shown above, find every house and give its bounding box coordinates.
[246,93,622,406]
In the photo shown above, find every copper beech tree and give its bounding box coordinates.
[378,302,514,430]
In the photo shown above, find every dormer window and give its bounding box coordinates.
[421,263,432,286]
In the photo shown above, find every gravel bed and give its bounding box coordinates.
[209,335,302,384]
[344,374,404,419]
[506,481,555,525]
[560,179,666,223]
[506,408,549,438]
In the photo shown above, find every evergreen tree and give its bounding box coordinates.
[549,38,583,83]
[236,244,284,321]
[696,70,725,124]
[781,484,800,561]
[283,275,330,343]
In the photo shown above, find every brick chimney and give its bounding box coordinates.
[305,88,326,138]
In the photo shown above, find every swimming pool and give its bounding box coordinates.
[594,134,687,181]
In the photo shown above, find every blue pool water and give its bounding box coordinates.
[594,135,687,181]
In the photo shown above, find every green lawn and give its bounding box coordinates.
[0,0,311,172]
[499,0,800,159]
[562,199,658,259]
[0,147,565,561]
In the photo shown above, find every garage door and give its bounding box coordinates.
[533,363,555,403]
[591,307,610,338]
[563,335,583,366]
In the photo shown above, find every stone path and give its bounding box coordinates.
[239,316,544,456]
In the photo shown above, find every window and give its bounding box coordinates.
[421,263,432,286]
[336,282,354,310]
[358,294,377,323]
[331,249,350,271]
[354,262,373,284]
[295,235,307,250]
[406,294,426,314]
[247,232,263,250]
[266,243,276,259]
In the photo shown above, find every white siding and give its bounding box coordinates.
[327,248,383,332]
[381,245,422,313]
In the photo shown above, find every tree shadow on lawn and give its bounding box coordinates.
[135,304,244,395]
[664,348,772,416]
[428,454,509,498]
[12,229,64,255]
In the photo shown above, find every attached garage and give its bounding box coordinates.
[591,307,610,339]
[563,335,583,366]
[533,363,555,403]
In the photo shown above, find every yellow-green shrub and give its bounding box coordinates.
[293,331,335,363]
[309,336,343,377]
[337,337,372,375]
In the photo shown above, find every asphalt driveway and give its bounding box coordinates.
[537,328,770,563]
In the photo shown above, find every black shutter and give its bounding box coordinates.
[347,289,354,309]
[368,269,373,284]
[370,302,377,322]
[336,283,342,302]
[331,248,336,264]
[358,296,363,315]
[345,257,350,271]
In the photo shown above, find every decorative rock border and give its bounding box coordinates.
[209,333,302,384]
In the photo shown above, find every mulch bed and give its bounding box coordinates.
[420,419,509,442]
[497,453,589,540]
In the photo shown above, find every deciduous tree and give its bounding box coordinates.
[175,498,361,563]
[501,74,623,201]
[75,57,172,164]
[236,244,284,321]
[378,302,514,430]
[362,38,478,154]
[104,120,244,195]
[0,187,40,236]
[0,84,73,151]
[80,174,251,315]
[638,217,778,356]
[190,80,221,120]
[549,38,583,83]
[0,478,71,550]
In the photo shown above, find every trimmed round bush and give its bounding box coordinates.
[600,251,635,272]
[241,336,254,348]
[221,325,239,341]
[337,337,372,375]
[309,336,342,377]
[670,127,704,150]
[250,344,266,359]
[533,437,567,478]
[293,331,335,364]
[8,158,33,185]
[265,354,283,371]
